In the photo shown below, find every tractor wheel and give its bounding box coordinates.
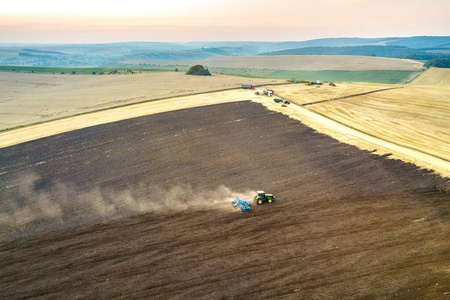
[257,199,263,205]
[267,198,273,203]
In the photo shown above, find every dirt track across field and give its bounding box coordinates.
[1,102,449,299]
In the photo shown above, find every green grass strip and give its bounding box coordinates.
[209,67,419,84]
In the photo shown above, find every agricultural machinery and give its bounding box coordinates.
[254,191,275,205]
[306,81,323,86]
[263,88,274,96]
[232,197,251,212]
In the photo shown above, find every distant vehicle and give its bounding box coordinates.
[242,84,255,89]
[264,88,274,97]
[306,81,323,86]
[274,98,283,103]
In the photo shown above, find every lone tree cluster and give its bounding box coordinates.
[186,65,211,76]
[424,58,450,68]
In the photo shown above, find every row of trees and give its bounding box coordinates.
[263,45,450,60]
[423,58,450,68]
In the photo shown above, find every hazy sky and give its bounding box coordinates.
[1,0,448,43]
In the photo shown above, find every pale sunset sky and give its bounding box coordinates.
[1,0,448,43]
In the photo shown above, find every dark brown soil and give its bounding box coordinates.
[0,101,449,299]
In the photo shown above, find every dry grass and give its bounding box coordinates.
[0,72,285,130]
[410,67,450,86]
[142,55,423,71]
[0,89,264,148]
[273,83,450,177]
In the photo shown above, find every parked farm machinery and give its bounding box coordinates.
[263,88,274,96]
[306,81,323,86]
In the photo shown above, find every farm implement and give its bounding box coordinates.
[232,191,276,212]
[232,197,251,212]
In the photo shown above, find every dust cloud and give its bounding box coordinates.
[0,172,255,237]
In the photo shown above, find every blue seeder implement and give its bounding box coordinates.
[232,197,251,212]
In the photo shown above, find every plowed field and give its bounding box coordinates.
[1,101,449,299]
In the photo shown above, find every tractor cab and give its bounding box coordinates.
[257,191,265,198]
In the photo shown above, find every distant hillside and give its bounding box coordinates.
[262,46,414,56]
[1,36,448,67]
[264,36,450,51]
[121,47,250,61]
[385,36,450,48]
[22,49,68,55]
[267,38,392,51]
[261,45,450,60]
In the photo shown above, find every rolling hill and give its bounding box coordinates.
[1,36,449,67]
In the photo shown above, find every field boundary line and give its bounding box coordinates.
[300,87,403,107]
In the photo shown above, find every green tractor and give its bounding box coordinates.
[254,191,275,205]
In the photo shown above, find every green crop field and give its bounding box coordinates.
[209,67,419,84]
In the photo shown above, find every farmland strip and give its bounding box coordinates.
[300,87,403,107]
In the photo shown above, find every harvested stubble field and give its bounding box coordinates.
[0,71,285,130]
[273,83,450,177]
[410,67,450,86]
[135,55,423,71]
[0,101,449,299]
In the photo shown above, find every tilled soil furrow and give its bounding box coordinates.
[0,101,448,299]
